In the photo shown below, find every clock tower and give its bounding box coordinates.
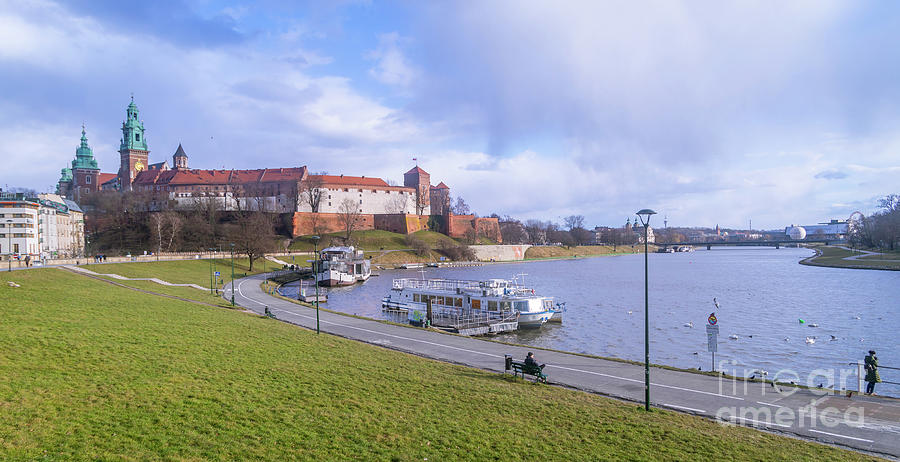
[118,95,150,190]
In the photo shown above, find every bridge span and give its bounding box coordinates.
[658,238,843,250]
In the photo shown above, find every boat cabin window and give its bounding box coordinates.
[487,300,498,311]
[436,296,444,305]
[543,300,552,310]
[455,297,462,307]
[471,299,481,309]
[514,301,528,312]
[500,301,511,311]
[413,294,420,302]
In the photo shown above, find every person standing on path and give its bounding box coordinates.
[865,350,881,395]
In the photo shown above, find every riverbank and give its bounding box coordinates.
[0,268,880,460]
[800,245,900,271]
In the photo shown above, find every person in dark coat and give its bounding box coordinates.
[865,350,881,394]
[524,352,545,370]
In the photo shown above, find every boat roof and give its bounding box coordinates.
[321,246,355,253]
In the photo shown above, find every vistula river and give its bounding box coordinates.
[280,247,900,395]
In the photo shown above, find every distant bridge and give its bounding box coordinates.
[658,238,843,250]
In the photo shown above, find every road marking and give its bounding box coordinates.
[723,415,791,428]
[809,429,873,443]
[665,404,706,413]
[756,401,782,407]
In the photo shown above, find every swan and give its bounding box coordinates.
[729,334,739,340]
[683,322,693,328]
[809,323,819,328]
[805,337,815,344]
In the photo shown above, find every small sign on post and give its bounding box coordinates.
[214,271,220,276]
[707,312,719,371]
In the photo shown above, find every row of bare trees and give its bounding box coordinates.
[849,194,900,251]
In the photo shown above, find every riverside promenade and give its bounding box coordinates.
[227,273,900,458]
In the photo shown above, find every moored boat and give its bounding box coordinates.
[382,277,561,332]
[315,246,371,286]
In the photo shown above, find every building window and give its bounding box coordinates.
[359,200,363,204]
[136,134,141,141]
[328,202,331,206]
[85,176,91,184]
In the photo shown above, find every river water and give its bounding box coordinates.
[280,247,900,395]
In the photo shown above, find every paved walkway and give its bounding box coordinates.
[227,273,900,458]
[63,265,209,291]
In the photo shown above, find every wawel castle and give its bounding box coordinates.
[56,98,500,240]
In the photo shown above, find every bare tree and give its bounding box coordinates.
[413,185,429,215]
[385,192,409,214]
[149,213,166,255]
[299,174,326,213]
[229,212,275,271]
[451,196,471,215]
[162,210,182,251]
[564,215,585,230]
[338,198,362,240]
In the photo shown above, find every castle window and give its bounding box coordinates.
[136,134,140,141]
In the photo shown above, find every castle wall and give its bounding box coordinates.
[291,212,376,237]
[373,214,430,234]
[300,186,422,215]
[446,214,502,243]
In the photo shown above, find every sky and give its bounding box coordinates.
[1,0,899,229]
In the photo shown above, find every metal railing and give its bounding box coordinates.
[848,361,900,392]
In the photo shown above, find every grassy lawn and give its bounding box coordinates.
[525,245,644,260]
[80,257,270,286]
[802,246,900,270]
[0,269,878,460]
[291,230,464,252]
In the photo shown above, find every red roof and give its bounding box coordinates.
[312,175,389,187]
[430,182,449,190]
[133,167,308,186]
[405,166,429,175]
[99,173,118,185]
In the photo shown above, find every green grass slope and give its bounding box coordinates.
[0,269,876,460]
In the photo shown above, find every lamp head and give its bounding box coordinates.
[636,209,657,226]
[311,235,320,241]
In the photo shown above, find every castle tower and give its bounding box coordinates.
[172,143,188,170]
[69,125,100,200]
[118,96,150,190]
[404,166,431,215]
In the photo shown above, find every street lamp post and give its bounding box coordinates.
[6,219,13,272]
[311,235,321,334]
[230,243,235,306]
[636,208,657,412]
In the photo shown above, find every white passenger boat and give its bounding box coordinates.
[382,278,561,330]
[315,246,371,286]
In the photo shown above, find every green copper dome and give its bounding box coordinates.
[72,125,99,170]
[120,95,148,151]
[59,167,73,183]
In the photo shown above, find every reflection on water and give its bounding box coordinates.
[279,247,900,395]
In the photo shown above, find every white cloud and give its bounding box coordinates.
[366,32,420,88]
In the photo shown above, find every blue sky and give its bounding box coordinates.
[2,0,899,229]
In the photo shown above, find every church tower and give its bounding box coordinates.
[118,96,150,190]
[172,143,188,169]
[69,125,100,201]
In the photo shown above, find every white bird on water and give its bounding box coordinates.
[805,337,816,344]
[683,322,693,328]
[729,334,739,340]
[627,310,633,315]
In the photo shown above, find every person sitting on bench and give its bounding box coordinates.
[524,352,545,370]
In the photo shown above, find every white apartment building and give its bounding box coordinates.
[0,191,86,261]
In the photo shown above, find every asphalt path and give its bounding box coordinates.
[227,273,900,459]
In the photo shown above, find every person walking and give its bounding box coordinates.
[865,350,881,395]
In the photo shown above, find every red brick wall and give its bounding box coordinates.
[446,214,502,243]
[374,214,430,234]
[292,212,375,237]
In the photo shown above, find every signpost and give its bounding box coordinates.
[706,312,719,372]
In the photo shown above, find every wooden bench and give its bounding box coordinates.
[507,358,547,383]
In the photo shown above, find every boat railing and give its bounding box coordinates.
[429,306,518,330]
[392,278,484,292]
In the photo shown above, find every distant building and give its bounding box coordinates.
[0,191,85,260]
[784,219,848,240]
